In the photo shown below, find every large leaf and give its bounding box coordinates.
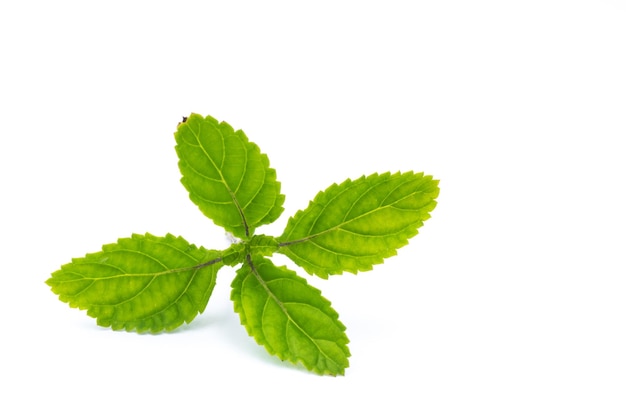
[231,256,350,376]
[278,171,439,277]
[175,114,284,238]
[46,233,222,333]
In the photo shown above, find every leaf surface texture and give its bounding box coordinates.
[46,233,221,333]
[231,256,350,375]
[175,114,284,238]
[278,171,439,277]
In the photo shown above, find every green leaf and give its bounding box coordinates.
[231,256,350,376]
[175,114,285,238]
[46,233,222,333]
[278,171,439,277]
[221,234,279,266]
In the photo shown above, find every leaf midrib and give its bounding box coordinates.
[279,187,430,247]
[190,124,250,237]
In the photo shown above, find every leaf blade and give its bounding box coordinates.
[46,233,222,333]
[175,114,284,238]
[278,171,439,277]
[231,256,350,375]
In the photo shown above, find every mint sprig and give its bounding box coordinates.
[46,113,439,376]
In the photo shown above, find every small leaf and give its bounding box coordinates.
[231,256,350,376]
[278,171,439,277]
[46,233,222,333]
[175,114,285,238]
[221,234,279,266]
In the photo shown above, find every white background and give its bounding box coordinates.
[1,1,625,415]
